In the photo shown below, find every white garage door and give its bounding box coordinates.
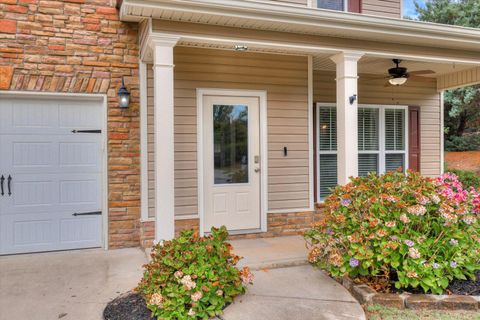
[0,96,104,254]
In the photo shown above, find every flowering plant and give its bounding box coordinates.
[137,226,253,319]
[305,170,480,294]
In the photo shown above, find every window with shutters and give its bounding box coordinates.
[317,0,345,11]
[316,104,408,201]
[317,105,338,200]
[315,0,361,13]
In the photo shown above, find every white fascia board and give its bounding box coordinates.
[120,0,480,52]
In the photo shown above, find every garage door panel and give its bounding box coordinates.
[59,141,101,169]
[60,178,100,206]
[0,100,59,134]
[3,173,101,215]
[2,135,101,174]
[1,212,101,254]
[12,141,56,168]
[12,179,57,210]
[58,101,103,130]
[0,96,104,255]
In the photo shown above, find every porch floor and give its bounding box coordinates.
[223,236,366,320]
[231,235,308,270]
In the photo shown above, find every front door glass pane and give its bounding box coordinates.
[213,105,249,184]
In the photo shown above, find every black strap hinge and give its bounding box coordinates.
[72,129,102,133]
[73,211,102,216]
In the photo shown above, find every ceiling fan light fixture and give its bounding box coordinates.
[389,77,408,86]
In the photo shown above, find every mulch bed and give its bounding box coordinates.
[448,270,480,296]
[103,292,229,320]
[360,270,480,296]
[103,292,151,320]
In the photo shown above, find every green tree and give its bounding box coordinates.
[415,0,480,146]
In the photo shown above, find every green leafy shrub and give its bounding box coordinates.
[137,226,253,319]
[445,134,480,152]
[445,168,480,189]
[305,170,480,294]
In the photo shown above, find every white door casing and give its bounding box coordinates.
[202,94,262,233]
[0,96,104,254]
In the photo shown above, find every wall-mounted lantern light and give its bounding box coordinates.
[349,94,357,105]
[118,78,130,108]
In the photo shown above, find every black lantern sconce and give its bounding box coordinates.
[349,94,357,105]
[118,78,130,108]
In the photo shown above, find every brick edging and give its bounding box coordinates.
[339,276,480,311]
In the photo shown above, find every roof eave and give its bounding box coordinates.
[120,0,480,51]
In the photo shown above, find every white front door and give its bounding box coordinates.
[0,96,104,254]
[203,95,261,233]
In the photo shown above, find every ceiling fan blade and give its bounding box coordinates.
[409,70,435,75]
[409,75,435,83]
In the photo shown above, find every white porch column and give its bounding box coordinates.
[151,35,180,241]
[330,52,364,185]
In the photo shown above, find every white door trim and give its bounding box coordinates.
[196,88,268,236]
[0,91,109,250]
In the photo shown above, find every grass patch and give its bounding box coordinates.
[366,304,480,320]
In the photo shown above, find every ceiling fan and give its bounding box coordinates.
[384,59,435,86]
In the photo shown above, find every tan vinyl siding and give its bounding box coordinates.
[314,71,441,177]
[362,0,401,18]
[437,66,480,90]
[147,65,155,218]
[148,47,309,218]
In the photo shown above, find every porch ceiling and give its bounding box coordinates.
[177,40,474,78]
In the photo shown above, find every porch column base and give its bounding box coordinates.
[330,51,364,185]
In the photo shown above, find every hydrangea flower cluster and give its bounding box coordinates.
[138,227,252,319]
[305,170,480,294]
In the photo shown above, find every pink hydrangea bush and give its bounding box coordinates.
[305,170,480,294]
[137,226,253,319]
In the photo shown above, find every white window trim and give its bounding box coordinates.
[316,103,409,202]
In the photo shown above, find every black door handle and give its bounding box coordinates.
[0,175,4,196]
[7,175,12,196]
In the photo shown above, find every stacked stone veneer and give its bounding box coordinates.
[140,209,324,248]
[0,0,140,248]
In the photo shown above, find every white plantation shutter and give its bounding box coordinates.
[358,107,379,176]
[385,109,405,151]
[319,154,337,198]
[318,107,337,151]
[385,154,405,172]
[358,108,379,151]
[359,154,378,177]
[385,109,406,172]
[318,106,337,200]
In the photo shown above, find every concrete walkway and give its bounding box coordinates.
[0,236,365,320]
[226,236,366,320]
[0,248,146,320]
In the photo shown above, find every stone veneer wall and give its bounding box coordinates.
[140,209,324,247]
[0,0,140,248]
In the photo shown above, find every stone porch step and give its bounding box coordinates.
[230,235,308,270]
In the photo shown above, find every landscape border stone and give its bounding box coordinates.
[338,276,479,311]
